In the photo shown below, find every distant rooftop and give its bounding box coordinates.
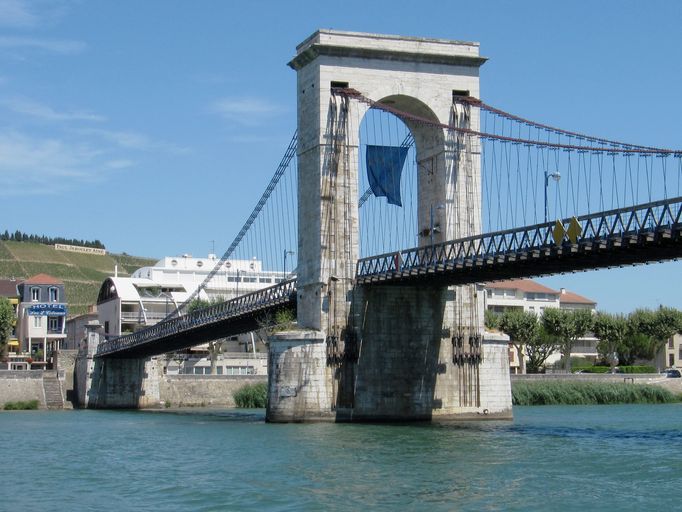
[20,273,64,285]
[486,279,558,295]
[0,278,18,297]
[486,278,596,305]
[559,289,596,305]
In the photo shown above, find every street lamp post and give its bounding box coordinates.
[544,171,561,223]
[283,250,294,281]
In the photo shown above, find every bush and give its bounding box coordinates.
[512,380,680,406]
[233,382,267,408]
[3,400,39,410]
[620,366,657,374]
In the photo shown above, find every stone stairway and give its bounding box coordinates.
[42,371,64,409]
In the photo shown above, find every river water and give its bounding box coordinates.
[2,404,681,511]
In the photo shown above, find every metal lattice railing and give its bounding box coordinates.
[96,279,297,357]
[356,196,682,283]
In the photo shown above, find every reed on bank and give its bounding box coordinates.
[233,382,267,408]
[512,380,681,406]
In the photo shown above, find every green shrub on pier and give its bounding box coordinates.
[233,382,267,408]
[512,380,680,406]
[3,400,39,410]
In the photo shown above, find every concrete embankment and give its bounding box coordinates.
[0,368,267,410]
[0,371,46,408]
[160,375,267,408]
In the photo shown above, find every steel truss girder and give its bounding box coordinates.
[96,280,297,359]
[355,196,682,286]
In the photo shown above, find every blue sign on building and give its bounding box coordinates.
[27,304,67,316]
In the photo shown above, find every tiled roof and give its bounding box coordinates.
[486,279,558,295]
[0,279,18,297]
[559,290,596,305]
[20,273,64,285]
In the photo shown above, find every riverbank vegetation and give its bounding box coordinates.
[3,400,39,410]
[233,382,267,408]
[512,380,681,406]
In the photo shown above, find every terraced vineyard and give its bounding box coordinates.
[0,241,157,316]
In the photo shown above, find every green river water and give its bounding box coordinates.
[2,404,680,511]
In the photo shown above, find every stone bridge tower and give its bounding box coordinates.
[266,30,512,422]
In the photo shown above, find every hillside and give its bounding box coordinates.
[0,240,157,316]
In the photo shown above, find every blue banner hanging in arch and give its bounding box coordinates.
[366,145,408,207]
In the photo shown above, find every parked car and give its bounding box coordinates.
[660,369,681,378]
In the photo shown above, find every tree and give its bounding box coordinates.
[498,310,538,374]
[524,326,558,373]
[593,312,628,369]
[627,307,682,365]
[0,297,14,360]
[541,308,593,373]
[186,296,228,375]
[484,309,500,330]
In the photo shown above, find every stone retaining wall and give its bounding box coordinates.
[159,374,267,408]
[0,371,45,408]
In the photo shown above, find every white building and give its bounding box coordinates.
[485,279,598,372]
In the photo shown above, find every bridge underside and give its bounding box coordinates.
[99,300,296,359]
[358,226,682,287]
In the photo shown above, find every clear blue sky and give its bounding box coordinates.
[1,0,681,313]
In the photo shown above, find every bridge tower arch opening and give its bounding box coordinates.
[266,30,512,422]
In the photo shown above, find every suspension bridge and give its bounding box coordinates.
[87,30,682,422]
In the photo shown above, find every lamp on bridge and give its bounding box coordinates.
[283,250,295,280]
[544,171,561,223]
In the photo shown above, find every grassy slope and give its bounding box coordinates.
[0,240,157,317]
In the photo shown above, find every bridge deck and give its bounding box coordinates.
[356,197,682,286]
[96,280,296,359]
[97,197,681,360]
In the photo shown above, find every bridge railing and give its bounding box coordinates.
[356,196,682,280]
[96,279,297,357]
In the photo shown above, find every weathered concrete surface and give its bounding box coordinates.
[266,330,335,422]
[161,375,266,408]
[55,349,77,407]
[342,285,512,421]
[0,371,45,408]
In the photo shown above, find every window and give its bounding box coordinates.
[669,338,675,349]
[49,287,58,302]
[259,278,272,284]
[104,321,109,334]
[33,316,42,328]
[669,354,675,367]
[243,277,257,283]
[31,287,40,301]
[48,317,60,332]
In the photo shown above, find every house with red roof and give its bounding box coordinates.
[485,278,597,372]
[15,274,68,368]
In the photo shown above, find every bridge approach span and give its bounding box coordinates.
[96,280,296,359]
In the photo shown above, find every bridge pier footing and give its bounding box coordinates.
[266,286,513,423]
[266,330,335,422]
[75,332,162,409]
